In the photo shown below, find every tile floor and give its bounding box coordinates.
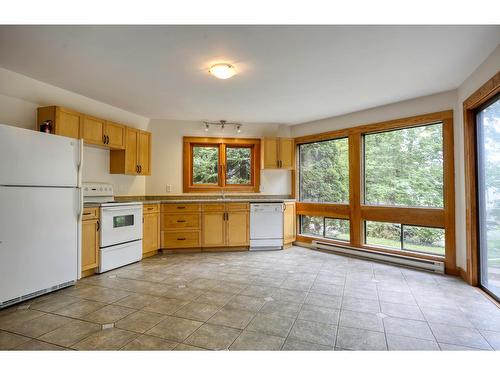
[1,246,500,351]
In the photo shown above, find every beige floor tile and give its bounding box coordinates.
[115,311,166,333]
[0,309,46,330]
[54,300,106,318]
[113,293,162,309]
[174,343,208,351]
[207,307,255,329]
[29,295,82,313]
[173,301,220,322]
[15,339,67,350]
[121,334,177,350]
[5,313,74,338]
[72,328,138,350]
[184,323,241,350]
[142,298,189,315]
[83,305,136,324]
[38,320,101,347]
[0,330,31,350]
[146,316,202,342]
[229,331,284,350]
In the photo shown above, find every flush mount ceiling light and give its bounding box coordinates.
[209,63,236,79]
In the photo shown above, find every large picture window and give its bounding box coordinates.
[364,123,443,207]
[299,138,349,203]
[295,110,455,272]
[183,137,260,193]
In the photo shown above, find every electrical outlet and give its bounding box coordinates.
[166,184,172,193]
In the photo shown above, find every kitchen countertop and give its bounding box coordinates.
[84,196,295,207]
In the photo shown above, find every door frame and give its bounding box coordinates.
[463,70,500,287]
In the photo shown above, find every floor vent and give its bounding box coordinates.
[311,240,444,274]
[0,280,76,309]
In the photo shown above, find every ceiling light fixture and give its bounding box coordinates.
[203,120,242,133]
[209,63,236,79]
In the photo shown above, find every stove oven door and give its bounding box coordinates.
[100,205,142,248]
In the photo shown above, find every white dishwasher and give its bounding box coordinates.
[250,203,284,250]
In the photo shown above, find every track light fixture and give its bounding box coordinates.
[203,120,242,134]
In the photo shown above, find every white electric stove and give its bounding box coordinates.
[83,183,142,273]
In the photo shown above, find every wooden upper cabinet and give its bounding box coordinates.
[110,128,151,175]
[37,106,81,139]
[104,121,125,149]
[262,137,279,169]
[261,137,294,169]
[279,138,294,169]
[138,130,151,175]
[82,115,106,146]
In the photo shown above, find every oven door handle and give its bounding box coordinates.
[102,207,142,212]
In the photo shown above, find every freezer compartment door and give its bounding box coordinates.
[0,186,79,305]
[0,124,80,187]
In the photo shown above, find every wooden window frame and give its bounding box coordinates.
[183,136,261,193]
[294,110,457,274]
[463,71,500,286]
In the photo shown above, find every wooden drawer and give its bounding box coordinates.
[226,202,249,211]
[162,231,200,248]
[143,203,160,214]
[162,203,201,213]
[82,207,99,220]
[162,213,200,230]
[202,203,225,212]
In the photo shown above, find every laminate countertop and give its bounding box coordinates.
[84,196,295,208]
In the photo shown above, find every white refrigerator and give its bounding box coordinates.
[0,124,82,308]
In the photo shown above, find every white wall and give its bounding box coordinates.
[146,119,291,195]
[0,67,149,195]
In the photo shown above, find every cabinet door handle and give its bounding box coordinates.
[96,220,100,231]
[103,135,107,144]
[139,165,142,173]
[226,212,229,221]
[106,135,110,144]
[136,165,139,173]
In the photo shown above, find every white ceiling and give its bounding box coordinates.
[0,25,499,125]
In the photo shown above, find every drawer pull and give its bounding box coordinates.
[176,206,186,209]
[147,207,154,210]
[177,237,186,241]
[177,220,186,223]
[83,212,91,215]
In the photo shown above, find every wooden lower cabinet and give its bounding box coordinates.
[161,202,249,251]
[82,208,99,275]
[226,210,249,246]
[283,202,296,246]
[202,211,226,247]
[143,204,160,258]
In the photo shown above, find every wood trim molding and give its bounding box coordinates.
[463,70,500,286]
[295,110,453,145]
[293,110,456,274]
[296,203,350,219]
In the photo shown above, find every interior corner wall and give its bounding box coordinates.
[146,119,292,196]
[0,67,149,196]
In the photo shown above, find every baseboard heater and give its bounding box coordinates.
[311,240,444,274]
